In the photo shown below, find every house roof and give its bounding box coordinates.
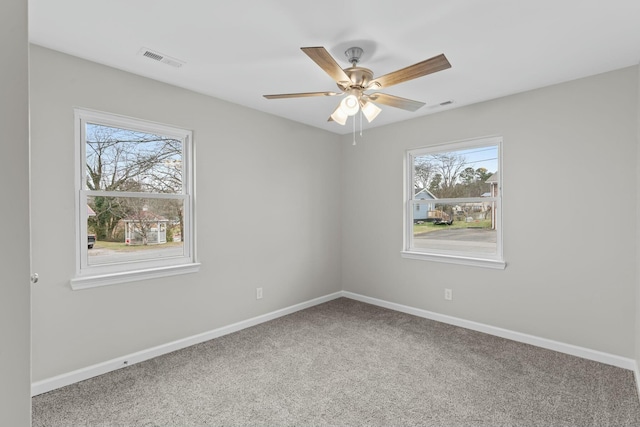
[414,188,437,200]
[123,210,169,222]
[485,172,499,184]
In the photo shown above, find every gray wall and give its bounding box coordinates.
[0,0,31,425]
[29,45,343,381]
[341,66,639,358]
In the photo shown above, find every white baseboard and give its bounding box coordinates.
[31,291,343,396]
[32,289,638,396]
[342,291,638,371]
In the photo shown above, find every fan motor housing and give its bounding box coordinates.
[341,66,374,90]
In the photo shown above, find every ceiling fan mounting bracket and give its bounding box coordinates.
[345,46,364,66]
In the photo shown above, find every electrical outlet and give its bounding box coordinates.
[444,288,453,301]
[256,287,263,300]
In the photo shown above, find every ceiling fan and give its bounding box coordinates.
[264,46,451,125]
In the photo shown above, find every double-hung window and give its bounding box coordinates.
[402,136,504,269]
[72,109,198,289]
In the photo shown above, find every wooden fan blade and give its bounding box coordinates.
[370,54,451,89]
[301,47,352,85]
[365,93,425,112]
[263,91,340,99]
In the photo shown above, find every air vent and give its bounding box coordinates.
[138,48,185,68]
[428,100,455,109]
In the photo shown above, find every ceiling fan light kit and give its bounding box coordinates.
[264,45,451,135]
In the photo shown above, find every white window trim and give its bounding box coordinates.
[72,108,199,289]
[401,136,505,269]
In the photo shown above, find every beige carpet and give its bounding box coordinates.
[32,298,640,426]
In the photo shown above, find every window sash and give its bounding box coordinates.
[83,190,188,199]
[80,115,190,194]
[78,192,193,271]
[411,197,498,204]
[406,199,502,259]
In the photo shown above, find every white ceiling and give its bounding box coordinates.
[29,0,640,135]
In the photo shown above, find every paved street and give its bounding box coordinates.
[414,228,497,253]
[88,245,184,265]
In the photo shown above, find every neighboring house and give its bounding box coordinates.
[484,172,499,229]
[413,188,437,222]
[123,209,169,245]
[486,171,499,197]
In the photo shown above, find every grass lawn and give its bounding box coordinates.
[414,219,492,235]
[93,240,183,252]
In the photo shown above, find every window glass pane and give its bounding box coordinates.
[85,123,183,193]
[87,195,185,266]
[412,201,497,254]
[414,145,498,198]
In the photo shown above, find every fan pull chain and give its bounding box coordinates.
[352,116,356,145]
[360,110,363,137]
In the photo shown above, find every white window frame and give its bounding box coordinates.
[402,136,505,269]
[71,109,199,289]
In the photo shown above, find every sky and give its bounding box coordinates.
[456,146,498,174]
[416,144,499,175]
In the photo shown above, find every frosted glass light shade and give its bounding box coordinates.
[330,104,348,125]
[361,101,381,123]
[340,94,360,116]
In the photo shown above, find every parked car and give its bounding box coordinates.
[88,234,96,249]
[434,219,453,225]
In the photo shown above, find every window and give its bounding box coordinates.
[72,109,199,289]
[402,136,504,269]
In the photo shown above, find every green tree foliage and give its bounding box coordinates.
[428,174,442,194]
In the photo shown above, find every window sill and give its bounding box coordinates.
[401,251,506,269]
[70,262,201,290]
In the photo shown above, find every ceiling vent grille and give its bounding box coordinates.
[138,48,185,68]
[428,100,455,109]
